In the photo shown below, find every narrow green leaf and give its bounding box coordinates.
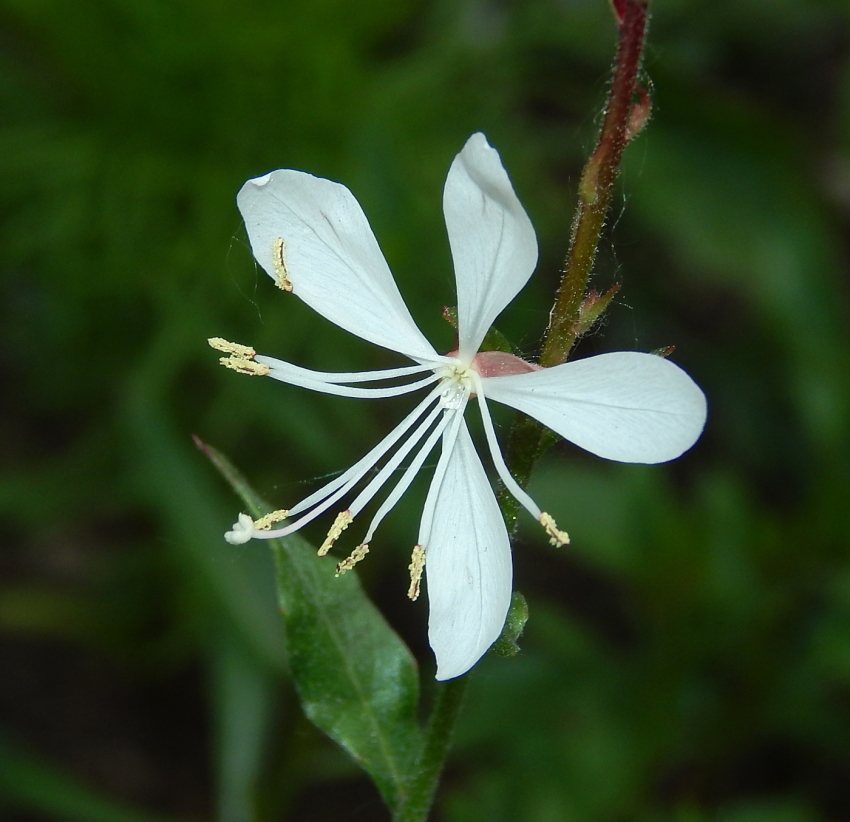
[490,591,529,658]
[209,633,277,822]
[198,438,422,810]
[573,282,621,338]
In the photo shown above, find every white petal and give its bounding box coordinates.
[238,170,437,361]
[443,133,538,360]
[424,423,512,681]
[481,352,707,464]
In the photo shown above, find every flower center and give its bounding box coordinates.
[435,351,541,410]
[436,360,474,410]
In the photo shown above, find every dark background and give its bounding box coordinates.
[1,0,849,820]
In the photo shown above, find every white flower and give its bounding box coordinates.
[215,133,707,681]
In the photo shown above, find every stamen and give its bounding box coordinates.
[258,359,439,398]
[349,402,443,518]
[335,543,369,576]
[472,373,542,520]
[359,407,450,547]
[208,337,270,376]
[249,389,444,543]
[254,509,289,530]
[224,513,255,545]
[254,358,433,384]
[272,237,293,292]
[407,544,426,600]
[287,387,443,518]
[539,512,570,547]
[318,510,353,556]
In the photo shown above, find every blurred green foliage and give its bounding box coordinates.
[1,0,849,820]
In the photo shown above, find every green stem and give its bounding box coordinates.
[393,677,469,822]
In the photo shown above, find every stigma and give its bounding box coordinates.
[435,359,474,410]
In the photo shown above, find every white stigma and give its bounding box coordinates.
[224,513,256,545]
[436,361,474,410]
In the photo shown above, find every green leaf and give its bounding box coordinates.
[198,438,422,811]
[490,591,529,658]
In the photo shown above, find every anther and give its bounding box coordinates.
[208,338,255,358]
[539,512,570,547]
[208,337,270,376]
[335,544,369,576]
[318,510,353,556]
[220,357,270,376]
[224,513,256,545]
[254,509,289,530]
[273,238,293,292]
[407,544,426,601]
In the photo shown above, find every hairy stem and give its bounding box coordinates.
[393,677,469,822]
[540,0,649,368]
[503,0,650,521]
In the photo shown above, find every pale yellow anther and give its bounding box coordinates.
[219,356,271,376]
[335,543,369,576]
[407,544,426,601]
[273,237,293,292]
[208,337,270,376]
[539,512,570,547]
[318,510,353,556]
[254,509,290,530]
[208,338,256,358]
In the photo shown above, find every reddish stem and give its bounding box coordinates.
[539,0,649,367]
[500,1,651,526]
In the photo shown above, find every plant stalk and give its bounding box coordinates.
[393,677,468,822]
[540,0,649,367]
[503,0,650,511]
